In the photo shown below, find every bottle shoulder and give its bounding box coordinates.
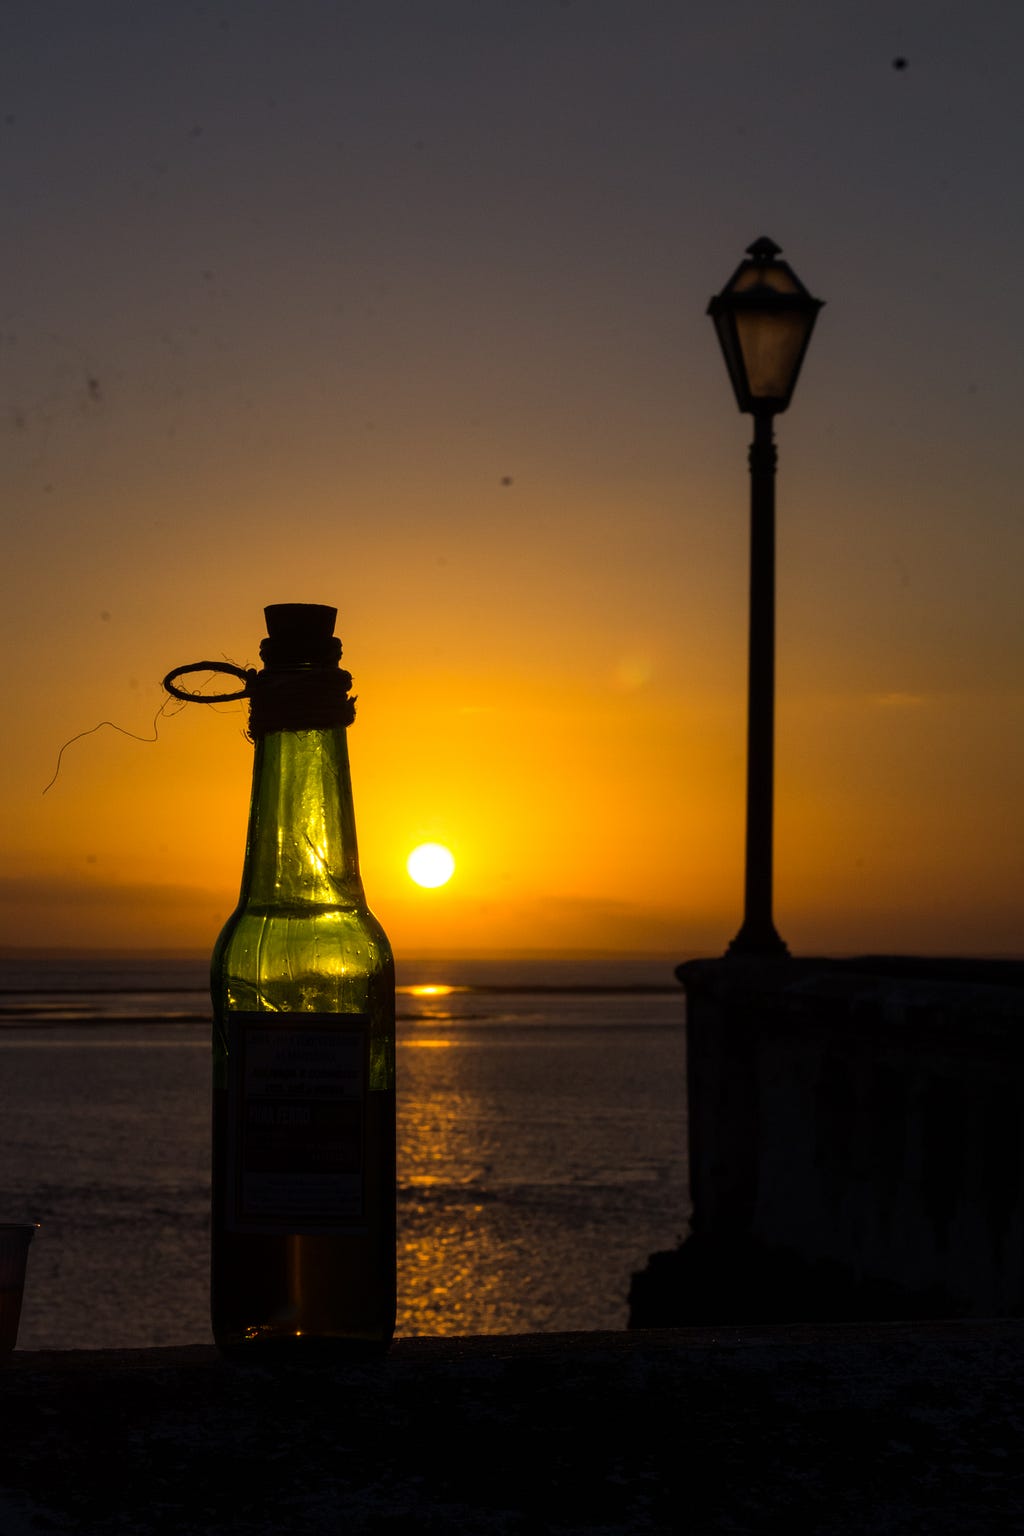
[213,902,394,978]
[215,897,393,939]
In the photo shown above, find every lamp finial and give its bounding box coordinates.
[746,236,781,261]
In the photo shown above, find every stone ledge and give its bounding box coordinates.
[2,1322,1022,1533]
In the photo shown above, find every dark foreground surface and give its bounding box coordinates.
[2,1322,1021,1534]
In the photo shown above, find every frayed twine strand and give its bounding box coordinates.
[42,696,183,796]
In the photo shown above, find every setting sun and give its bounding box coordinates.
[406,843,456,889]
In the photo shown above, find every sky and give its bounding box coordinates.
[2,0,1022,960]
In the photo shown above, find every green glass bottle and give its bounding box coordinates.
[210,603,395,1360]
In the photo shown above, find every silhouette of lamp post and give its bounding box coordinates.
[708,237,824,958]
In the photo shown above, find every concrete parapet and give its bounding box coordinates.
[2,1323,1022,1532]
[630,956,1024,1326]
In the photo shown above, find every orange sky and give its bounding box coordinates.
[3,4,1022,961]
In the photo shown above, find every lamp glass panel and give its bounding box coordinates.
[734,309,811,402]
[731,264,801,297]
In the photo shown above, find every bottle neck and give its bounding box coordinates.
[239,722,365,909]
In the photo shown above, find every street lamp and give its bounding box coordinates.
[708,237,824,958]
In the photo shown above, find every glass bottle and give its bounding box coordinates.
[210,603,395,1360]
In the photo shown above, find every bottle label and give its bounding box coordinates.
[225,1014,369,1234]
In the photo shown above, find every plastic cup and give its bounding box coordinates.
[0,1223,39,1352]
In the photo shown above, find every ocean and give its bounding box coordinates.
[0,953,689,1350]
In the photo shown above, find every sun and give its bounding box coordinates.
[406,843,456,889]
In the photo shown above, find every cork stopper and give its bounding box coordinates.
[259,604,342,667]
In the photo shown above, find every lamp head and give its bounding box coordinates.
[708,238,824,415]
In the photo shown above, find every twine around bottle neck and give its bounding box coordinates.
[249,668,355,735]
[162,661,356,737]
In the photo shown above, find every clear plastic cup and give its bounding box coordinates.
[0,1223,39,1352]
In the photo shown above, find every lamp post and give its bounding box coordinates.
[708,237,823,959]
